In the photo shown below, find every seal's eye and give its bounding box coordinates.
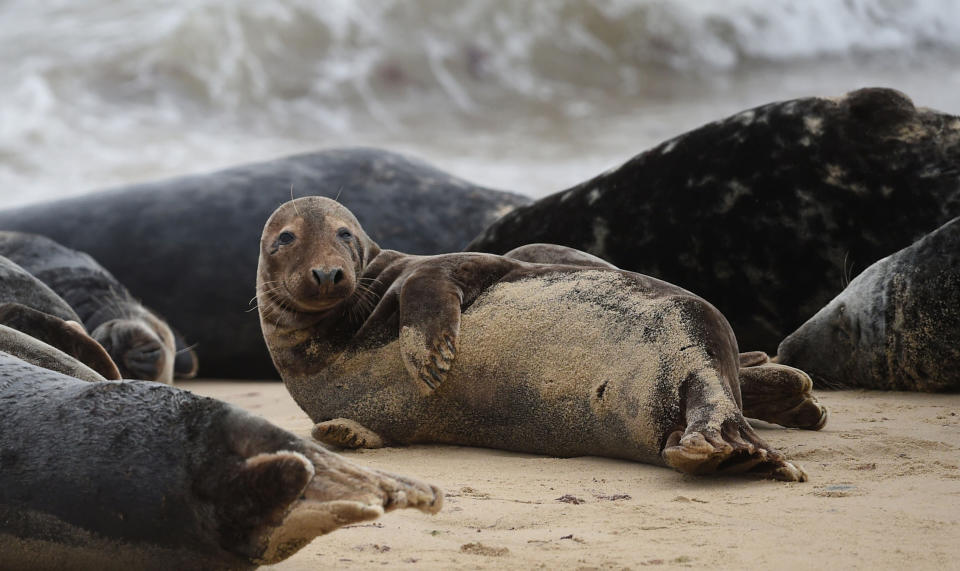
[337,228,353,240]
[277,231,296,246]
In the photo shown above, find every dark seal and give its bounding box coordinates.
[467,88,960,354]
[0,231,197,383]
[258,197,817,481]
[0,352,441,570]
[0,148,531,378]
[777,216,960,392]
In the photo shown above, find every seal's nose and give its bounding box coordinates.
[312,267,344,286]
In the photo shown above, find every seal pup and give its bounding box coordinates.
[777,216,960,392]
[505,244,828,429]
[0,231,197,383]
[0,254,120,379]
[0,148,531,378]
[0,352,441,570]
[258,197,807,481]
[468,88,960,354]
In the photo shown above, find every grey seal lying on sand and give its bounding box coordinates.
[258,197,822,481]
[0,353,441,570]
[777,216,960,392]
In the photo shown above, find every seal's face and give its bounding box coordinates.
[91,310,176,383]
[259,197,377,316]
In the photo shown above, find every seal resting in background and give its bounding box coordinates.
[0,148,531,378]
[0,353,441,570]
[0,231,197,383]
[468,88,960,354]
[777,216,960,392]
[0,254,120,379]
[258,197,813,481]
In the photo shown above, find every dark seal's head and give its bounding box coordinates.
[257,197,381,327]
[89,305,180,384]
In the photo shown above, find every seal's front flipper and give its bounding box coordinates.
[397,269,462,392]
[0,302,121,380]
[250,447,442,564]
[739,363,828,430]
[312,418,385,449]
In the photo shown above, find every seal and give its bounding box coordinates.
[0,231,197,383]
[0,148,531,378]
[258,197,811,481]
[0,254,120,379]
[0,352,442,570]
[505,244,828,428]
[467,88,960,354]
[777,216,960,392]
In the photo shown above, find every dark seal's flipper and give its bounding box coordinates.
[0,326,105,382]
[0,354,441,569]
[0,303,120,380]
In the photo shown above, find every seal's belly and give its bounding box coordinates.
[292,271,720,461]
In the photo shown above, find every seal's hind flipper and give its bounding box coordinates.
[739,363,828,430]
[0,302,121,380]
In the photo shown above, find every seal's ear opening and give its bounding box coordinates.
[172,329,199,379]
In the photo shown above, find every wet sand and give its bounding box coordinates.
[181,381,960,570]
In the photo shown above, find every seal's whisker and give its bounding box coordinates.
[291,184,302,217]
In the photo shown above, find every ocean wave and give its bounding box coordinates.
[1,0,958,205]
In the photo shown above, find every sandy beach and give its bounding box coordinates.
[180,380,960,570]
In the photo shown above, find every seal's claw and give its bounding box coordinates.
[663,416,804,481]
[399,325,458,393]
[312,418,385,449]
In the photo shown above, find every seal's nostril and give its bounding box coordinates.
[332,268,344,284]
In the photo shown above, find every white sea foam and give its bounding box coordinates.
[0,0,958,206]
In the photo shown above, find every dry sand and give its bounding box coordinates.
[181,381,960,570]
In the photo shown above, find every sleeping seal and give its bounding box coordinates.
[0,254,120,379]
[258,197,811,481]
[777,216,960,392]
[0,353,441,570]
[0,231,197,383]
[468,88,960,354]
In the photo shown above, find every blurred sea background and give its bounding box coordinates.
[2,0,959,207]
